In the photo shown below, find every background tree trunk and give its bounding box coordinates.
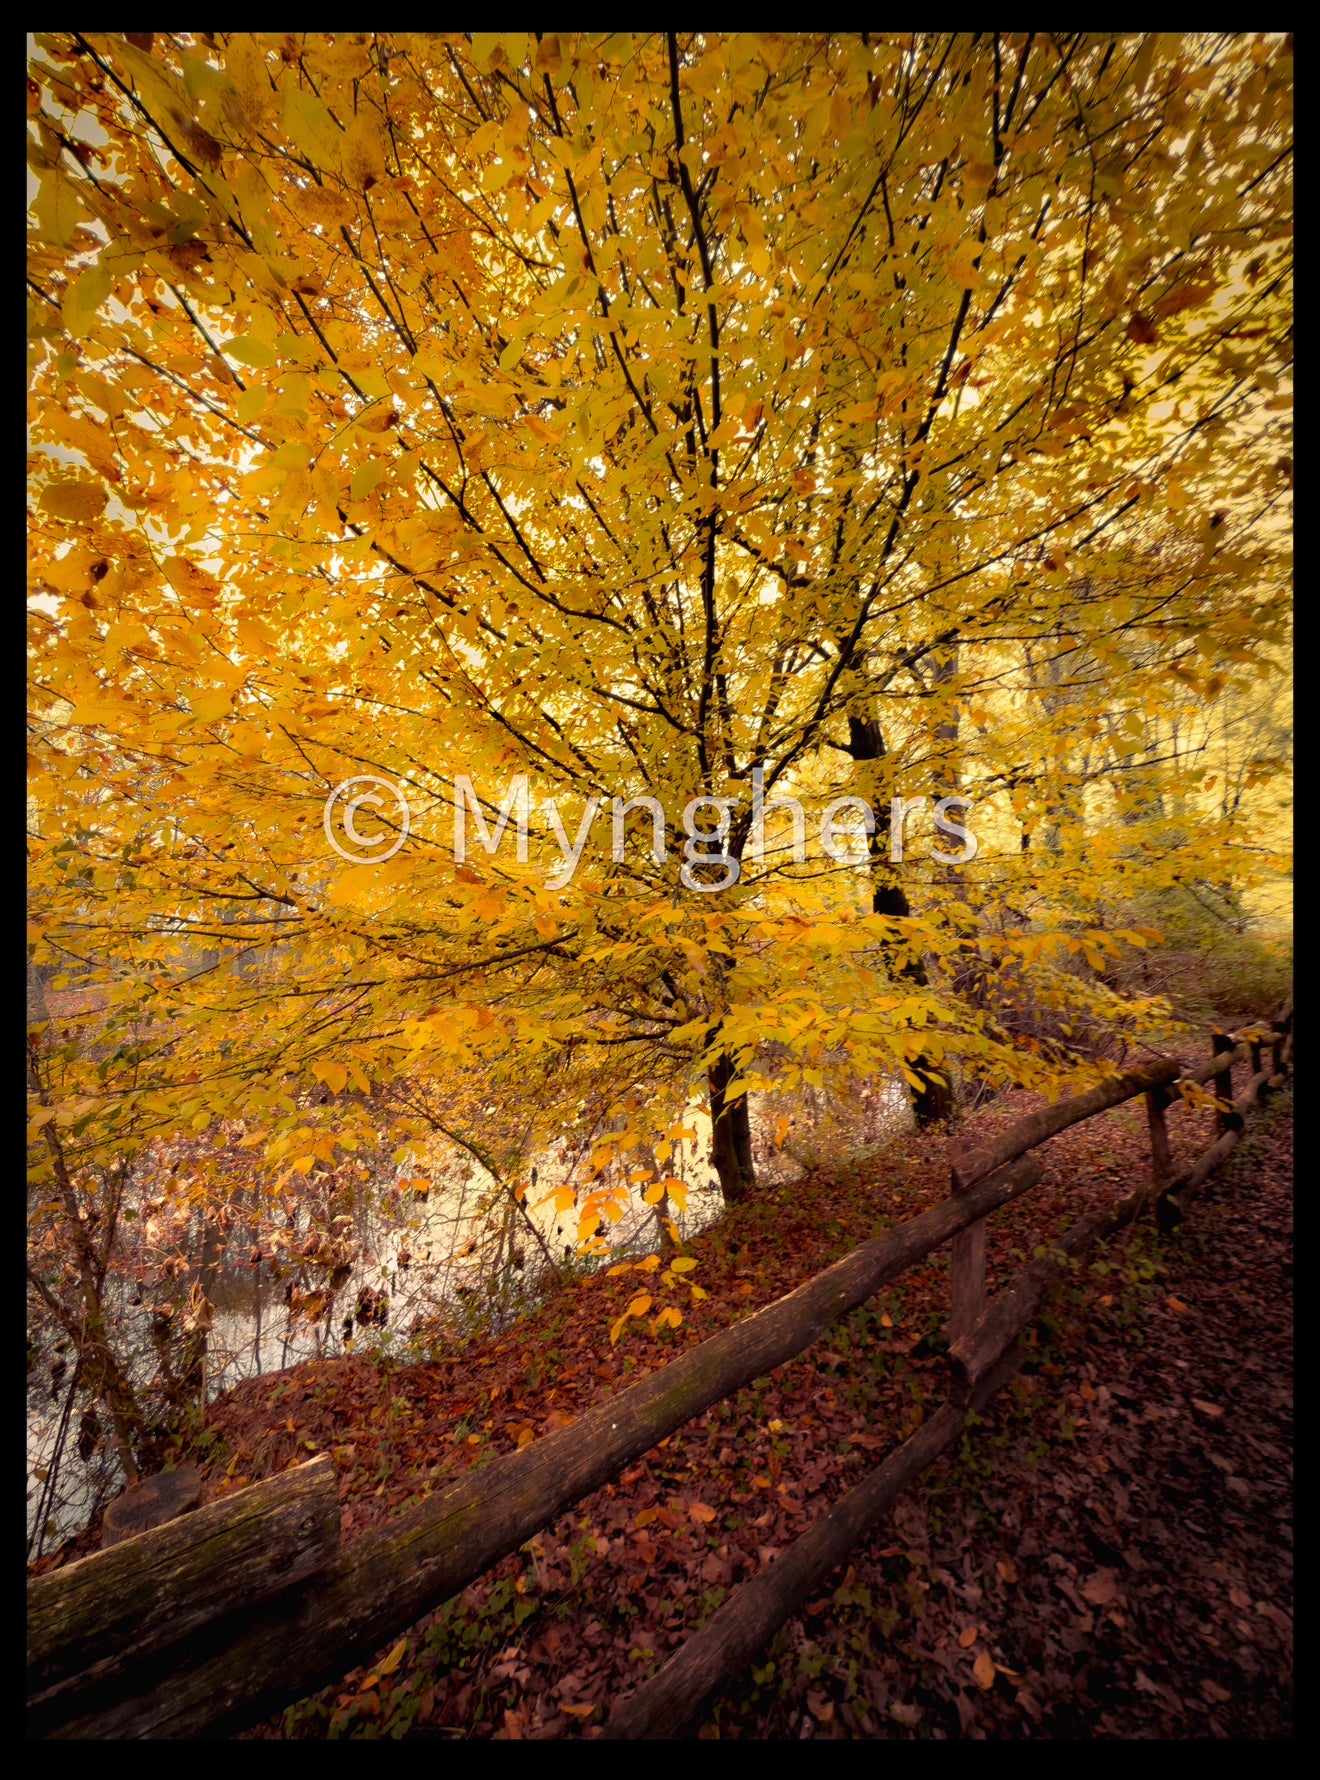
[707,1051,755,1202]
[848,716,957,1127]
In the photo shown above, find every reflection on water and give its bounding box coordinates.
[28,1080,909,1551]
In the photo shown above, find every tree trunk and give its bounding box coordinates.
[179,1209,225,1409]
[848,716,957,1129]
[707,1051,754,1202]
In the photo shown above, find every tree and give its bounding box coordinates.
[28,31,1291,1269]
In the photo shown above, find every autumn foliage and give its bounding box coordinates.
[28,33,1290,1408]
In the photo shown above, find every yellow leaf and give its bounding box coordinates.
[972,1648,996,1690]
[236,385,268,422]
[669,1256,698,1273]
[351,460,385,500]
[188,690,233,724]
[377,1638,407,1677]
[39,481,107,523]
[227,335,277,369]
[281,85,343,171]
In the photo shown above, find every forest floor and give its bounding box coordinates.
[81,1075,1299,1739]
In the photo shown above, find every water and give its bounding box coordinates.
[27,1079,910,1553]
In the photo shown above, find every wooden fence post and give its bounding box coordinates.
[1249,1035,1267,1102]
[1145,1084,1173,1184]
[1272,1006,1292,1077]
[1212,1031,1235,1137]
[949,1166,986,1348]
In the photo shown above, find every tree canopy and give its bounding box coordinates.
[28,31,1291,1250]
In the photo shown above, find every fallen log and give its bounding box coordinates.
[101,1464,202,1547]
[27,1456,339,1732]
[39,1155,1041,1739]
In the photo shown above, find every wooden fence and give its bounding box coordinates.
[27,1008,1293,1740]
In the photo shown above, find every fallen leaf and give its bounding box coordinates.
[973,1648,996,1690]
[1082,1569,1119,1606]
[959,1625,979,1648]
[376,1638,407,1677]
[996,1558,1019,1584]
[690,1501,717,1524]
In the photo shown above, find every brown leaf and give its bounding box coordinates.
[1082,1568,1119,1606]
[972,1648,996,1690]
[1127,311,1160,346]
[958,1624,978,1648]
[996,1558,1019,1584]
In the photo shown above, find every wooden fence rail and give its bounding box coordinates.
[27,1008,1292,1740]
